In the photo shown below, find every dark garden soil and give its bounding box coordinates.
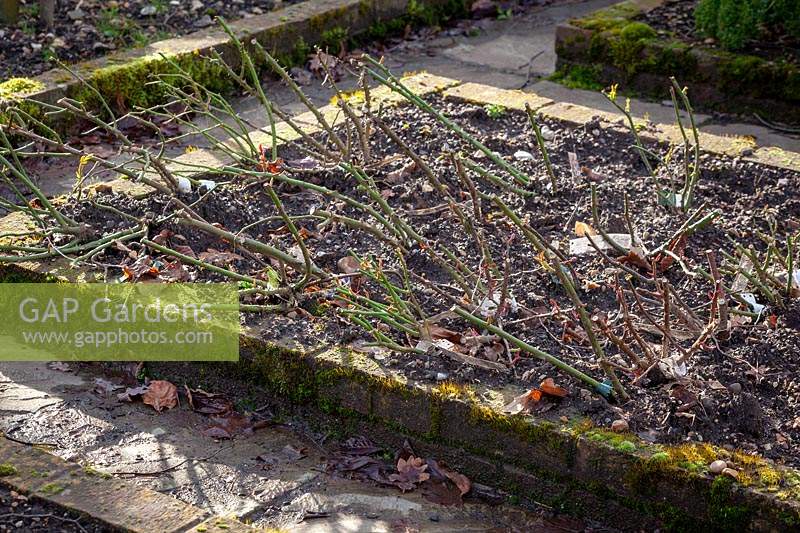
[0,483,107,532]
[21,95,800,468]
[638,0,800,63]
[0,0,294,80]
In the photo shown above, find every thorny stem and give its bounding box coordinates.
[590,184,628,256]
[670,77,701,211]
[176,216,323,276]
[524,104,557,193]
[452,307,610,396]
[217,20,278,161]
[363,56,532,186]
[601,88,653,175]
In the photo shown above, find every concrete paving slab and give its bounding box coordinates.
[0,362,560,531]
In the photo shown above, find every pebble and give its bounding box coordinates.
[722,467,739,480]
[191,0,204,9]
[611,419,629,432]
[513,150,535,161]
[728,382,742,394]
[140,5,158,16]
[709,460,727,474]
[194,15,214,28]
[435,372,448,381]
[67,8,85,20]
[539,126,555,141]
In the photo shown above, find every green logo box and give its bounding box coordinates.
[0,283,240,361]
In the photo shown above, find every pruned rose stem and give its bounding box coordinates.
[363,55,532,186]
[670,77,701,211]
[601,87,653,176]
[217,19,279,161]
[590,185,629,256]
[524,103,557,193]
[460,157,533,198]
[452,307,611,397]
[264,182,313,290]
[175,216,324,277]
[234,166,405,242]
[0,226,145,263]
[705,250,730,337]
[142,238,290,295]
[614,274,656,364]
[492,195,628,400]
[255,39,347,154]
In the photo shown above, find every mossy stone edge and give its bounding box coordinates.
[553,0,800,122]
[0,0,472,132]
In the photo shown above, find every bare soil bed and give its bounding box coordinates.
[638,0,799,63]
[0,0,291,80]
[31,94,800,468]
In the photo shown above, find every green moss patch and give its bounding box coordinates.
[557,0,800,120]
[0,78,45,100]
[549,65,603,90]
[0,463,17,476]
[38,482,65,495]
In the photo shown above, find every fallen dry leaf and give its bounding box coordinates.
[574,221,597,237]
[117,385,147,402]
[390,456,430,492]
[503,388,542,414]
[199,248,243,266]
[142,380,178,412]
[185,386,234,416]
[540,377,568,398]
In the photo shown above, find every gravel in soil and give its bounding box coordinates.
[23,94,800,468]
[0,0,292,80]
[639,0,799,63]
[0,483,106,532]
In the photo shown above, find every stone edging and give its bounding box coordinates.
[0,437,254,532]
[1,74,800,531]
[0,0,465,130]
[554,0,800,123]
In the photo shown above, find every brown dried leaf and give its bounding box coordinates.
[502,388,542,414]
[574,221,597,237]
[389,456,430,492]
[385,160,417,184]
[142,380,178,412]
[199,248,243,266]
[185,386,234,416]
[540,377,568,398]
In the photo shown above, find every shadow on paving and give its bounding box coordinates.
[0,362,611,531]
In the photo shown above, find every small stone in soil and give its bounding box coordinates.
[722,467,739,479]
[728,382,742,394]
[611,419,629,432]
[709,460,727,474]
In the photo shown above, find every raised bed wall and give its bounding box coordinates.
[554,0,800,123]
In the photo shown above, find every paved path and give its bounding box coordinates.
[232,0,800,152]
[0,362,599,531]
